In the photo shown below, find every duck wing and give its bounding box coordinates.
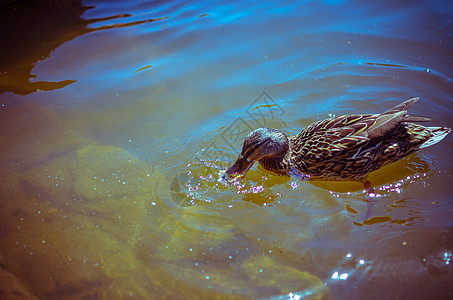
[294,114,374,163]
[293,98,430,164]
[361,97,431,139]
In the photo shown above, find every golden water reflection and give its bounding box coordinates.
[0,105,329,298]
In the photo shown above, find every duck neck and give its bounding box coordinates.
[258,142,293,175]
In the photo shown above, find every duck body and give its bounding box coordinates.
[224,97,451,181]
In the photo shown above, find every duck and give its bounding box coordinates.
[223,97,451,185]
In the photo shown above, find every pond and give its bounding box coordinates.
[1,0,452,299]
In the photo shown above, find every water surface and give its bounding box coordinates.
[1,0,453,299]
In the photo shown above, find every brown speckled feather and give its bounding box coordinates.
[288,97,443,180]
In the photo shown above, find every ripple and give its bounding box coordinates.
[170,147,284,208]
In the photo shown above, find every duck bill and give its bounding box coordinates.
[223,157,254,180]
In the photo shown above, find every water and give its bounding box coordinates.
[1,0,453,299]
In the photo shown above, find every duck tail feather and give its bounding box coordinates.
[419,127,451,149]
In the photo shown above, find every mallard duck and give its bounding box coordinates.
[223,97,451,183]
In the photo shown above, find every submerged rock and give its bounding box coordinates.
[0,266,37,300]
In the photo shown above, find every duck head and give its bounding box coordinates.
[222,128,290,180]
